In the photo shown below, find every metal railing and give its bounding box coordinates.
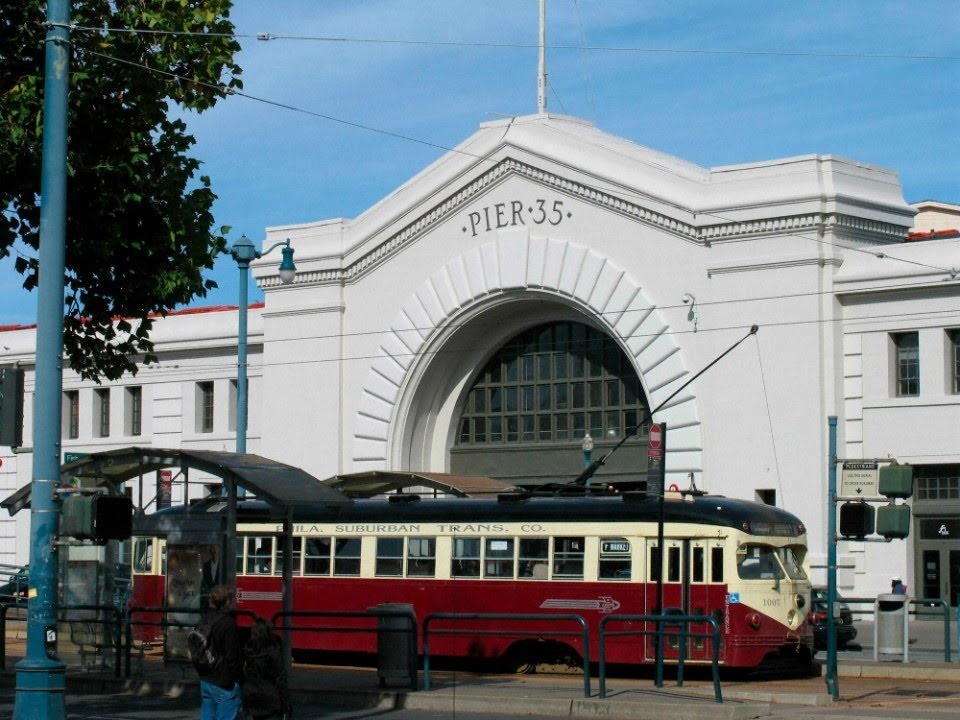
[60,603,124,678]
[598,613,723,703]
[0,602,28,671]
[839,596,952,662]
[124,605,258,678]
[422,613,590,698]
[271,607,418,691]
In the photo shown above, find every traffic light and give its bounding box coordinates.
[876,504,911,539]
[839,502,875,538]
[879,465,913,498]
[0,367,24,448]
[61,494,133,541]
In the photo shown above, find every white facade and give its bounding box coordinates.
[3,114,959,601]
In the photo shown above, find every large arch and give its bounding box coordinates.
[351,227,704,483]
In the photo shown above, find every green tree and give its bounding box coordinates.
[0,1,242,380]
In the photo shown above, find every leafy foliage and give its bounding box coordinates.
[0,1,242,380]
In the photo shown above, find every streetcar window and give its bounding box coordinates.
[452,537,481,577]
[518,538,549,579]
[245,537,273,575]
[376,538,404,576]
[272,537,303,577]
[667,546,681,582]
[777,546,807,580]
[599,538,631,580]
[484,538,515,578]
[710,547,724,583]
[553,537,584,579]
[334,537,361,576]
[133,538,154,574]
[160,543,167,576]
[303,537,331,575]
[692,547,705,583]
[406,537,436,577]
[737,545,784,580]
[649,546,661,582]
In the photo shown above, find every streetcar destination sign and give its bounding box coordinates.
[840,462,879,497]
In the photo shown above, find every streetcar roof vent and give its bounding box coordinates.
[388,493,421,504]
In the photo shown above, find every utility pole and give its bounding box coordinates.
[14,1,70,718]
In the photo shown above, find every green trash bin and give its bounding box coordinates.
[371,603,417,689]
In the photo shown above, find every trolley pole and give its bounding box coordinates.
[826,416,839,699]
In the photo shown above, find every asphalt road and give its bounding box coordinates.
[826,618,957,663]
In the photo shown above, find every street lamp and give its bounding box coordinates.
[582,432,594,481]
[229,235,296,456]
[223,236,295,589]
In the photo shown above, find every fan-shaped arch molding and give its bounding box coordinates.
[351,227,703,480]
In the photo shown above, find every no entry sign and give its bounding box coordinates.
[649,423,663,449]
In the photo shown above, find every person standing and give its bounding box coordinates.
[891,576,907,595]
[197,585,245,720]
[244,617,291,720]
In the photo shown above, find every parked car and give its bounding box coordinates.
[0,566,28,604]
[810,585,857,649]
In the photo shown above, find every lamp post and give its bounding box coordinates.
[224,236,295,587]
[582,432,594,479]
[15,2,70,718]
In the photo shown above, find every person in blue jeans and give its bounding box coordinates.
[198,585,245,720]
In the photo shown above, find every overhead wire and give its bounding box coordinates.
[64,23,960,62]
[74,46,959,279]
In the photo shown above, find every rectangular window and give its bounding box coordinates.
[63,390,80,439]
[197,381,214,433]
[667,546,681,582]
[484,537,515,578]
[228,379,238,432]
[452,537,481,577]
[599,538,631,580]
[303,537,331,575]
[125,386,142,436]
[711,547,724,583]
[692,546,705,583]
[649,546,661,582]
[333,537,361,576]
[518,538,549,579]
[553,536,584,579]
[406,537,436,577]
[951,330,960,394]
[95,388,110,437]
[376,537,404,576]
[894,332,919,396]
[133,538,154,574]
[272,537,303,576]
[244,536,272,575]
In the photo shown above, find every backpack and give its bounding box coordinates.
[188,614,221,675]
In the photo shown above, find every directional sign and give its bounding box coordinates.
[840,462,879,498]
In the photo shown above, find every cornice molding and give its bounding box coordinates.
[707,256,843,278]
[258,158,909,288]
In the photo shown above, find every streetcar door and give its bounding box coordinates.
[644,538,712,662]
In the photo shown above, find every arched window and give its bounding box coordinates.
[456,322,649,447]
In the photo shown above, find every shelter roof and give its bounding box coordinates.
[322,471,516,498]
[1,447,351,516]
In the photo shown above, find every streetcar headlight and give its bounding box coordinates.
[795,594,806,609]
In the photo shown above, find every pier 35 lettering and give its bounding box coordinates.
[463,199,572,236]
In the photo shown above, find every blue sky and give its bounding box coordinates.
[2,0,958,324]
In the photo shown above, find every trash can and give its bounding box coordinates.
[371,603,417,689]
[874,593,909,660]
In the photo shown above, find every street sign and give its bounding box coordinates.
[840,462,879,498]
[649,423,663,450]
[63,452,88,464]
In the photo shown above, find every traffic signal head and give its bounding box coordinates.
[879,465,913,499]
[839,502,875,538]
[61,494,133,541]
[876,503,911,539]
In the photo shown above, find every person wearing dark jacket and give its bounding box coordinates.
[243,618,291,720]
[198,585,245,720]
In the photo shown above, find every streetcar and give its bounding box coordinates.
[130,484,813,670]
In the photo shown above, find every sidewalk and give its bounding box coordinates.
[3,638,960,720]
